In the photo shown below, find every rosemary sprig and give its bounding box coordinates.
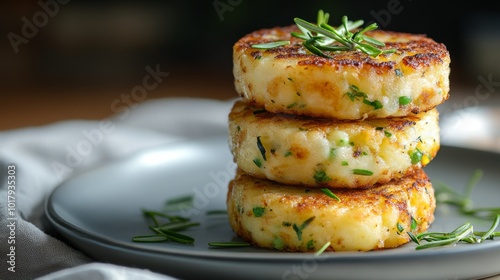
[251,9,396,58]
[132,199,199,244]
[408,169,500,249]
[409,215,500,250]
[434,169,500,219]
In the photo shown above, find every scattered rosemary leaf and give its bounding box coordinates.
[206,210,228,215]
[208,241,251,248]
[132,235,168,243]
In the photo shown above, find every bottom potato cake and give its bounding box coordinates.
[226,168,435,252]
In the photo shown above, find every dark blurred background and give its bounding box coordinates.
[1,0,499,130]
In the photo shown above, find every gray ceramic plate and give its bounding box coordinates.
[45,135,500,280]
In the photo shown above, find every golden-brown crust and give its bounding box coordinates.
[234,26,449,71]
[233,25,450,120]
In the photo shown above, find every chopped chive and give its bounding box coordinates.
[320,188,341,201]
[306,240,315,250]
[287,102,298,109]
[410,148,423,164]
[328,148,337,160]
[399,96,412,105]
[352,169,373,176]
[314,170,331,183]
[293,216,315,241]
[397,223,404,234]
[273,237,285,250]
[341,161,349,166]
[253,158,262,168]
[256,136,267,161]
[253,206,265,217]
[363,98,383,110]
[410,217,418,231]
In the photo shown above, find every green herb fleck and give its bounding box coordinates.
[395,69,403,77]
[283,221,292,227]
[253,206,265,217]
[399,96,412,106]
[314,170,331,183]
[411,217,418,230]
[307,240,315,250]
[384,130,392,137]
[256,136,267,161]
[363,98,383,110]
[341,161,349,166]
[287,102,298,109]
[320,188,341,201]
[353,169,373,176]
[284,150,293,157]
[346,85,366,101]
[253,158,262,168]
[293,216,316,241]
[410,148,423,165]
[328,148,337,160]
[397,223,404,234]
[345,85,383,110]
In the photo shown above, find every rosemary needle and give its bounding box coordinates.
[208,241,251,248]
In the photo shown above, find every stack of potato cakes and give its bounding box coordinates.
[226,21,450,252]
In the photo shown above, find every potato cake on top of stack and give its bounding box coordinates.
[226,10,450,252]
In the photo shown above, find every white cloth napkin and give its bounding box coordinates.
[0,97,236,280]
